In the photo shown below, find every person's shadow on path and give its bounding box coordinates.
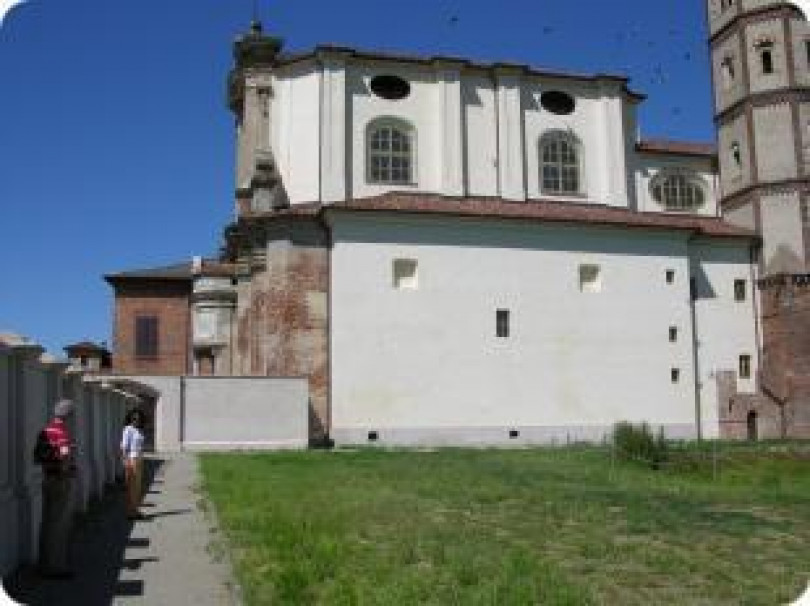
[5,457,166,606]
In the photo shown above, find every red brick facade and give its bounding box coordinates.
[109,281,192,375]
[230,218,330,440]
[719,275,810,439]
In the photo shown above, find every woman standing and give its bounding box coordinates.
[121,410,145,520]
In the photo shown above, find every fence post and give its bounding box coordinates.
[84,378,105,501]
[63,369,91,512]
[11,341,47,566]
[0,343,15,577]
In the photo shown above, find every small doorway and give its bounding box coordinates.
[746,411,758,441]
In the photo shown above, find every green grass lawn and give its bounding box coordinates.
[199,443,809,605]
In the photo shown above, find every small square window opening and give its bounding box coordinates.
[669,327,678,342]
[393,258,418,289]
[496,309,510,338]
[671,368,681,383]
[579,264,602,293]
[734,279,746,302]
[666,269,675,284]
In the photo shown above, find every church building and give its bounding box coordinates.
[104,1,810,445]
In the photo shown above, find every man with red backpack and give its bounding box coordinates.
[34,399,77,578]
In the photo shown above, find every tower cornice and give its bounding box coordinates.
[709,3,804,46]
[714,87,810,125]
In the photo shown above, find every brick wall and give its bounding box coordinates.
[233,218,330,441]
[720,275,810,439]
[111,281,192,375]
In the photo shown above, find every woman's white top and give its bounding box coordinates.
[121,424,145,459]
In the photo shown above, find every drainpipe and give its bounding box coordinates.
[317,208,334,446]
[688,234,703,441]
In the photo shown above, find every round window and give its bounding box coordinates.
[370,75,411,100]
[540,90,576,115]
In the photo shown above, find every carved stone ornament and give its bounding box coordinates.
[250,150,288,212]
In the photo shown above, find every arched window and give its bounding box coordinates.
[539,131,582,195]
[366,118,415,185]
[650,172,707,212]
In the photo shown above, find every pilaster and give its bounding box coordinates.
[318,49,351,203]
[434,60,466,197]
[494,65,526,201]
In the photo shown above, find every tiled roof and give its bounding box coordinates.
[323,193,756,240]
[104,261,193,283]
[636,139,717,157]
[64,341,107,352]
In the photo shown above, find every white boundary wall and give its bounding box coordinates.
[0,339,129,580]
[116,376,309,453]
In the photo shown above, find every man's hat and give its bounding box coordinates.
[54,399,74,418]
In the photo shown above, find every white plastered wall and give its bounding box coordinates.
[328,213,715,445]
[689,241,760,438]
[271,61,322,203]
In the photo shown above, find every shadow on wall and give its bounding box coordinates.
[309,400,333,448]
[5,459,165,606]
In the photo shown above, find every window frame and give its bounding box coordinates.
[760,48,774,74]
[496,309,510,339]
[366,117,417,186]
[649,170,707,213]
[539,130,584,197]
[720,55,736,90]
[734,279,747,302]
[134,315,159,360]
[739,354,752,379]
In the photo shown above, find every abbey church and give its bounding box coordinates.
[104,0,810,445]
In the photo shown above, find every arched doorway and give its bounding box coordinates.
[746,411,758,441]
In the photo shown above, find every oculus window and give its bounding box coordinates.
[367,118,415,185]
[540,131,582,195]
[540,90,576,115]
[370,75,411,100]
[650,172,706,212]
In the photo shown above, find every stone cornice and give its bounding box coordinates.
[758,272,810,289]
[715,87,810,124]
[721,179,810,210]
[710,3,804,47]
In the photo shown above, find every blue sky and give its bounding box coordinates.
[0,0,715,356]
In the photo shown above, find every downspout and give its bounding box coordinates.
[688,233,703,441]
[317,208,334,446]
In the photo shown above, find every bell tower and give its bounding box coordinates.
[227,20,287,213]
[707,0,810,271]
[707,0,810,437]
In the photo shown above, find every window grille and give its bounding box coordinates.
[367,120,414,184]
[650,173,706,212]
[540,132,581,195]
